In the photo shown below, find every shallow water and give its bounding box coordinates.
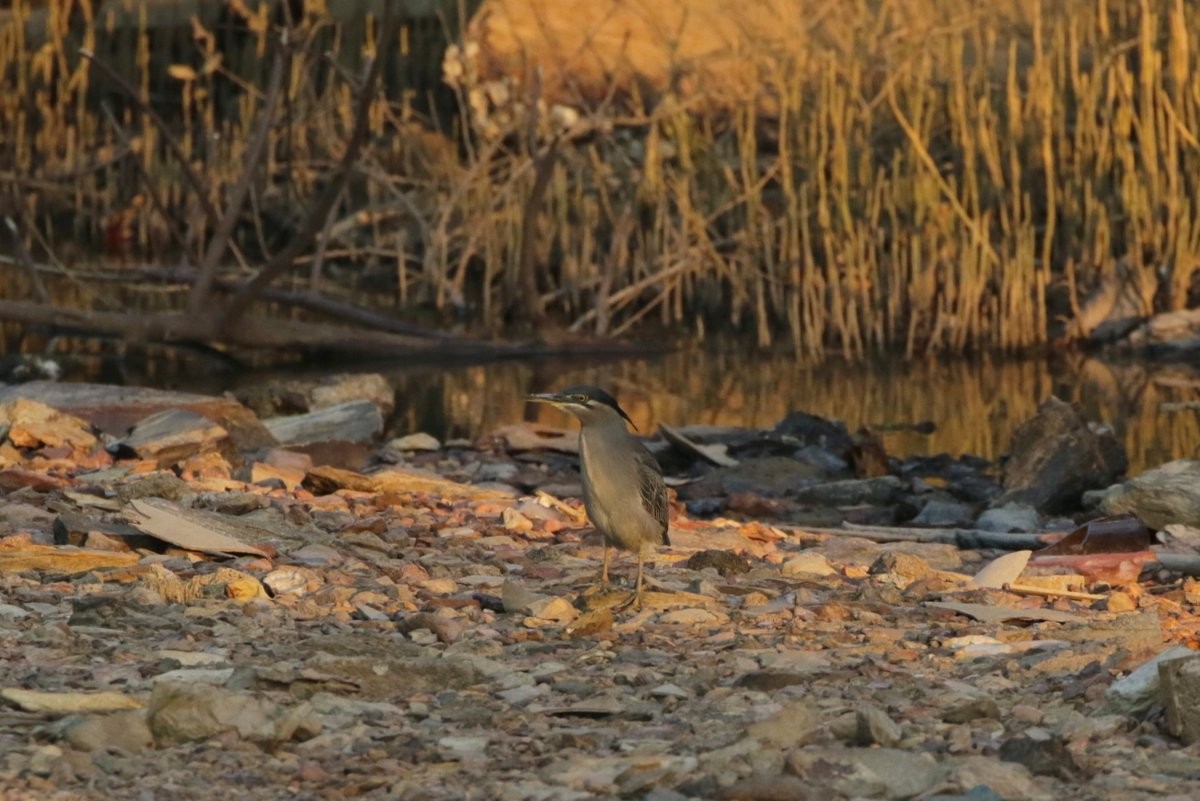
[14,340,1200,476]
[253,347,1200,477]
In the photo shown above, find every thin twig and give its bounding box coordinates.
[1004,583,1105,602]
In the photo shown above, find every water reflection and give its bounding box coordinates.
[373,349,1200,476]
[10,335,1200,476]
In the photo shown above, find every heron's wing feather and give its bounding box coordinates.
[635,445,670,545]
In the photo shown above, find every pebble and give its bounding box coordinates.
[389,433,441,452]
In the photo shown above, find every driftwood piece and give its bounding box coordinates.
[0,539,140,574]
[785,523,1058,551]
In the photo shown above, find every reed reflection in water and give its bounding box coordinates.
[379,349,1200,477]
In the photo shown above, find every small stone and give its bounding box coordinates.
[65,710,153,754]
[1105,591,1137,612]
[926,788,1004,801]
[829,711,859,742]
[526,596,578,623]
[114,409,227,465]
[438,735,490,754]
[264,400,384,446]
[855,703,902,746]
[420,578,458,595]
[27,744,63,777]
[942,697,1001,723]
[290,544,344,566]
[497,684,549,705]
[781,552,836,578]
[1097,459,1200,528]
[1010,704,1043,724]
[388,432,441,452]
[745,702,821,748]
[716,775,818,801]
[977,503,1041,533]
[502,507,534,532]
[649,683,689,699]
[685,549,752,576]
[264,566,322,596]
[659,608,723,625]
[869,551,932,583]
[912,498,975,527]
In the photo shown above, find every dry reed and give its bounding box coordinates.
[2,0,1199,359]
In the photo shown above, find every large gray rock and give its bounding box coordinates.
[264,400,384,446]
[996,396,1126,513]
[235,372,395,418]
[791,476,905,506]
[0,381,275,449]
[113,408,228,465]
[939,756,1047,801]
[1158,653,1200,743]
[147,682,318,745]
[1095,459,1200,528]
[911,498,975,527]
[1104,645,1195,715]
[785,747,941,800]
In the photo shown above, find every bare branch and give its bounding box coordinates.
[218,10,400,330]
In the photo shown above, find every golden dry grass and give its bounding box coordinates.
[2,0,1199,358]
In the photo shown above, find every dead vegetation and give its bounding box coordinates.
[2,0,1200,359]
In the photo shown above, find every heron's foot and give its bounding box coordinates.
[581,579,612,597]
[614,590,643,613]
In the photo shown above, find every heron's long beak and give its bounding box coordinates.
[526,392,566,405]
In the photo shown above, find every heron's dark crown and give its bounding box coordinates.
[538,385,635,427]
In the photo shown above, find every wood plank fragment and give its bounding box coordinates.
[126,499,271,558]
[0,688,142,713]
[0,539,139,574]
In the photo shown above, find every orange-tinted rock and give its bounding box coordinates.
[0,382,275,451]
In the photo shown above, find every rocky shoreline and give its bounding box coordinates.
[2,375,1200,800]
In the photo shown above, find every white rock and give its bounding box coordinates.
[388,432,440,451]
